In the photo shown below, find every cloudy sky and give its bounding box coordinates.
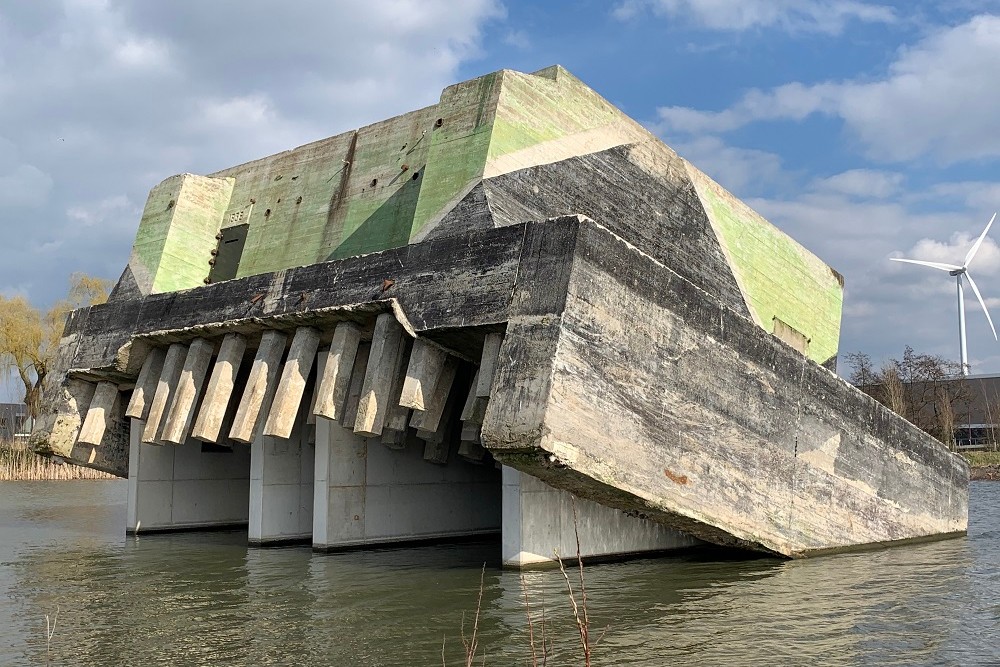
[2,0,1000,387]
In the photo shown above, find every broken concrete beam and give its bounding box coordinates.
[77,381,120,447]
[399,339,447,411]
[460,369,488,424]
[315,322,362,422]
[141,343,188,445]
[306,347,328,426]
[384,338,413,433]
[125,347,166,420]
[264,326,321,439]
[410,357,458,432]
[191,333,246,443]
[340,341,372,428]
[161,338,214,445]
[458,439,487,464]
[230,330,287,444]
[460,420,481,443]
[476,332,503,398]
[354,313,405,437]
[381,428,406,450]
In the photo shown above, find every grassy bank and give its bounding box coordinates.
[961,451,1000,481]
[0,439,115,481]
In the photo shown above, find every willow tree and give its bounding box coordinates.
[0,274,111,419]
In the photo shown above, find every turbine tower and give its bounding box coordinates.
[891,213,998,376]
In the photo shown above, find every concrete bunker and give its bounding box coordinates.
[32,64,968,565]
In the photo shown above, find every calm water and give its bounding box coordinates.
[1,481,999,666]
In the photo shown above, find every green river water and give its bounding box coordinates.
[1,480,998,666]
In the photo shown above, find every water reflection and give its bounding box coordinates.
[1,480,999,665]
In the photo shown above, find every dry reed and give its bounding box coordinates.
[0,438,115,481]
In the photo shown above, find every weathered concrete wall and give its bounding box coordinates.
[126,419,250,532]
[484,218,968,556]
[313,416,500,550]
[502,467,699,567]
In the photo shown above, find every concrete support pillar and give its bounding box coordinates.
[264,327,321,439]
[78,381,120,446]
[192,333,246,443]
[314,322,362,421]
[354,313,405,437]
[399,339,447,411]
[410,357,458,432]
[125,347,166,420]
[141,343,188,445]
[248,419,315,546]
[501,467,700,567]
[476,332,503,398]
[126,418,251,533]
[231,330,287,444]
[312,412,501,551]
[340,342,371,427]
[161,338,214,445]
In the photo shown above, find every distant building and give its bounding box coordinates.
[857,373,1000,451]
[0,403,31,441]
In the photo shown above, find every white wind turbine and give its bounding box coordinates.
[891,213,998,376]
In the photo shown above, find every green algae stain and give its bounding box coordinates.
[699,184,843,365]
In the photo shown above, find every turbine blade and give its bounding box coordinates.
[889,257,961,272]
[964,212,997,268]
[965,272,997,340]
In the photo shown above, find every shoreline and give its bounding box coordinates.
[0,441,116,481]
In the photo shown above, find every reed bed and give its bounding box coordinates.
[0,438,115,481]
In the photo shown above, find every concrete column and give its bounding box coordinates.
[264,327,321,439]
[161,338,214,445]
[78,381,120,446]
[476,332,503,398]
[312,410,501,551]
[231,330,287,444]
[142,343,188,445]
[399,339,447,411]
[249,408,315,545]
[501,467,700,567]
[354,313,405,437]
[126,418,251,533]
[410,357,458,432]
[340,342,371,427]
[314,322,361,421]
[125,347,166,419]
[192,333,246,443]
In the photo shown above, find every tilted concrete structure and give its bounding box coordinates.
[31,66,968,564]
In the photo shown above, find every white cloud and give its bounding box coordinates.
[657,15,1000,163]
[813,169,904,199]
[612,0,895,34]
[0,164,53,208]
[672,136,788,195]
[0,0,504,307]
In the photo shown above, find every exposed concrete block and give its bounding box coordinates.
[78,381,120,447]
[125,347,166,420]
[230,330,287,445]
[458,439,486,464]
[459,369,488,424]
[399,339,448,411]
[354,313,405,437]
[381,428,406,449]
[410,357,458,432]
[340,342,372,428]
[383,338,413,436]
[192,333,247,443]
[315,322,362,422]
[161,338,214,445]
[476,332,503,398]
[141,343,188,445]
[264,327,321,439]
